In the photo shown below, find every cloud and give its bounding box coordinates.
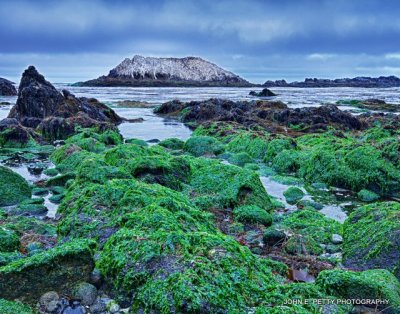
[1,0,400,82]
[307,54,337,61]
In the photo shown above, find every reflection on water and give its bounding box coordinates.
[260,176,348,223]
[114,108,192,141]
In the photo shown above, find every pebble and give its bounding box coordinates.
[331,234,343,244]
[72,282,98,306]
[40,291,59,312]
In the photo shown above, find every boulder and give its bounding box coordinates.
[343,202,400,279]
[249,88,277,97]
[0,239,95,305]
[6,66,123,141]
[317,269,400,313]
[0,78,17,96]
[0,166,31,206]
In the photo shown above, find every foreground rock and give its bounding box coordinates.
[4,66,122,141]
[317,269,400,313]
[0,166,31,206]
[0,78,17,96]
[264,75,400,88]
[0,239,95,304]
[343,202,400,279]
[155,98,364,134]
[77,55,253,87]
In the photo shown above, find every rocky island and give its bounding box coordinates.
[264,76,400,88]
[76,55,253,87]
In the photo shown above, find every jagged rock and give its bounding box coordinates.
[0,78,17,96]
[249,88,277,97]
[155,98,365,134]
[5,66,123,141]
[264,76,400,88]
[77,55,253,87]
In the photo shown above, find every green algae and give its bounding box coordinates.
[0,299,36,314]
[233,205,272,226]
[357,189,380,202]
[0,227,20,252]
[158,137,185,150]
[343,201,400,278]
[283,187,304,204]
[317,269,400,313]
[0,166,31,206]
[184,136,225,157]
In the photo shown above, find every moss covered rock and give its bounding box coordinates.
[0,228,20,252]
[158,138,185,150]
[228,152,253,167]
[0,239,95,304]
[317,269,400,313]
[0,166,31,206]
[283,186,304,204]
[265,209,342,256]
[357,189,380,202]
[186,157,272,210]
[233,205,272,226]
[184,136,224,157]
[343,202,400,279]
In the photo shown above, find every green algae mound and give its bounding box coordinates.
[0,166,31,206]
[343,202,400,279]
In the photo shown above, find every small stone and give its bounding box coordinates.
[90,299,107,314]
[73,282,97,306]
[39,291,59,312]
[106,300,120,313]
[89,268,103,286]
[331,234,343,244]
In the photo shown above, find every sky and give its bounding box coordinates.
[1,0,400,83]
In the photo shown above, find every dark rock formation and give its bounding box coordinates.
[0,77,17,96]
[249,88,277,97]
[264,76,400,88]
[76,55,254,87]
[155,98,364,134]
[5,66,122,141]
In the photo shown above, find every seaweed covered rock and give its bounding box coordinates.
[317,269,400,313]
[0,239,95,304]
[283,187,304,204]
[265,209,342,256]
[158,137,185,150]
[6,66,123,141]
[0,118,36,148]
[186,157,272,210]
[0,228,19,252]
[233,205,272,226]
[343,202,400,279]
[0,166,31,206]
[184,136,224,157]
[156,98,365,134]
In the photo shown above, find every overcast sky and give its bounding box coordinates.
[1,0,400,83]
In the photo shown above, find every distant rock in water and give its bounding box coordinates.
[77,55,253,87]
[249,88,277,97]
[264,76,400,88]
[5,66,122,141]
[336,98,400,112]
[0,77,17,96]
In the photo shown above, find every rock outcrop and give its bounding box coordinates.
[264,76,400,88]
[77,55,253,87]
[155,98,365,134]
[4,66,122,141]
[0,78,17,96]
[249,88,277,97]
